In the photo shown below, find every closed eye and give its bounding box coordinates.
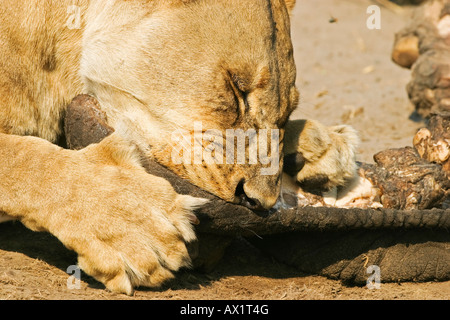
[228,79,241,118]
[228,72,250,114]
[241,90,250,111]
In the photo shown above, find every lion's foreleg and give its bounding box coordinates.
[0,132,207,295]
[0,133,64,230]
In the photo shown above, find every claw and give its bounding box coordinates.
[188,213,200,225]
[362,254,369,269]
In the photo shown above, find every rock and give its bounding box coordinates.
[414,113,450,173]
[361,147,449,210]
[392,0,450,117]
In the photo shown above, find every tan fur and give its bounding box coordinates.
[0,0,358,294]
[285,120,359,189]
[0,132,207,294]
[284,0,297,13]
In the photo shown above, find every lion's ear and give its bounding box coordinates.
[284,0,296,13]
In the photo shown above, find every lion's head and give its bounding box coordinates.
[81,0,299,209]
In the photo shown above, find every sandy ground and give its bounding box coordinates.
[1,0,449,301]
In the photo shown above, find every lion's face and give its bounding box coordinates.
[82,0,298,209]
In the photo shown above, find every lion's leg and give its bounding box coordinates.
[284,119,360,190]
[0,132,207,295]
[0,128,16,224]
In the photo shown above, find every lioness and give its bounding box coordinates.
[0,0,358,295]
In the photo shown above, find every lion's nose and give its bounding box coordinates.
[235,180,265,211]
[235,179,279,211]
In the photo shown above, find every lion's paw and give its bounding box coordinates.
[73,193,207,295]
[284,119,360,190]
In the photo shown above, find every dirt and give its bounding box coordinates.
[0,0,449,300]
